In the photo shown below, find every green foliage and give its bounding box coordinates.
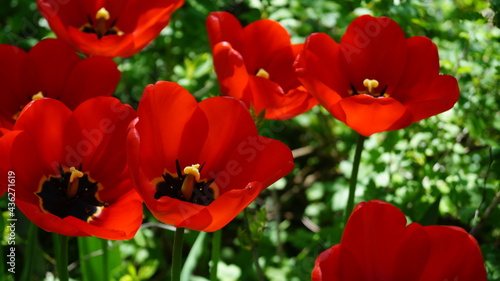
[1,0,499,280]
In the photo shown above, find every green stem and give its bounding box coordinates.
[171,228,185,281]
[345,134,366,223]
[52,233,69,281]
[210,230,222,281]
[101,239,109,281]
[21,223,38,281]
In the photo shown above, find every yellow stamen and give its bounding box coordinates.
[363,79,379,95]
[32,91,44,100]
[67,167,84,198]
[96,7,110,20]
[181,164,201,201]
[95,7,110,39]
[256,68,270,79]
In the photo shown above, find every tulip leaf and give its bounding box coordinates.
[78,237,121,281]
[180,231,207,281]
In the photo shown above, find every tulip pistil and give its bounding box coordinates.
[349,79,389,98]
[180,164,201,201]
[37,164,107,222]
[256,68,270,79]
[67,166,84,198]
[32,91,44,100]
[80,7,124,39]
[154,160,219,206]
[363,79,379,95]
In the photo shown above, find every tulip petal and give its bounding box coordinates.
[391,36,440,102]
[176,182,263,232]
[264,87,318,120]
[62,98,137,206]
[418,226,488,281]
[312,246,341,281]
[0,45,29,129]
[296,32,349,99]
[61,57,120,109]
[14,98,72,174]
[78,186,143,240]
[25,39,80,99]
[340,201,409,279]
[339,15,407,92]
[241,19,293,74]
[335,95,410,136]
[0,130,21,196]
[197,96,256,176]
[220,135,294,194]
[67,27,136,57]
[206,11,244,51]
[212,42,249,100]
[404,75,459,123]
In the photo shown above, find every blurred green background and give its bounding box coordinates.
[1,0,499,280]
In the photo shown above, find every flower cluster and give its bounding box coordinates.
[0,1,487,280]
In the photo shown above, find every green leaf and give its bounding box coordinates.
[78,237,121,281]
[137,259,159,280]
[181,231,207,281]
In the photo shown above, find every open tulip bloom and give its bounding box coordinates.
[295,15,459,136]
[312,200,487,281]
[0,38,120,130]
[206,12,317,120]
[127,81,294,232]
[3,97,142,239]
[37,0,184,57]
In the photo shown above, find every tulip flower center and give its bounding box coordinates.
[350,79,389,98]
[80,7,123,39]
[12,91,45,121]
[154,160,219,206]
[36,164,107,222]
[256,68,270,79]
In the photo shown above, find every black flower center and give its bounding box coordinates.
[80,7,123,39]
[36,164,107,222]
[154,160,219,206]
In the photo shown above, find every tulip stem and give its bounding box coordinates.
[171,227,185,281]
[53,233,69,281]
[345,133,366,223]
[210,229,222,281]
[21,223,38,281]
[102,238,109,281]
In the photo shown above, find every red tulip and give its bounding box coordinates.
[206,12,317,120]
[127,81,294,231]
[0,38,120,130]
[312,200,487,281]
[37,0,184,57]
[295,15,459,136]
[5,97,142,239]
